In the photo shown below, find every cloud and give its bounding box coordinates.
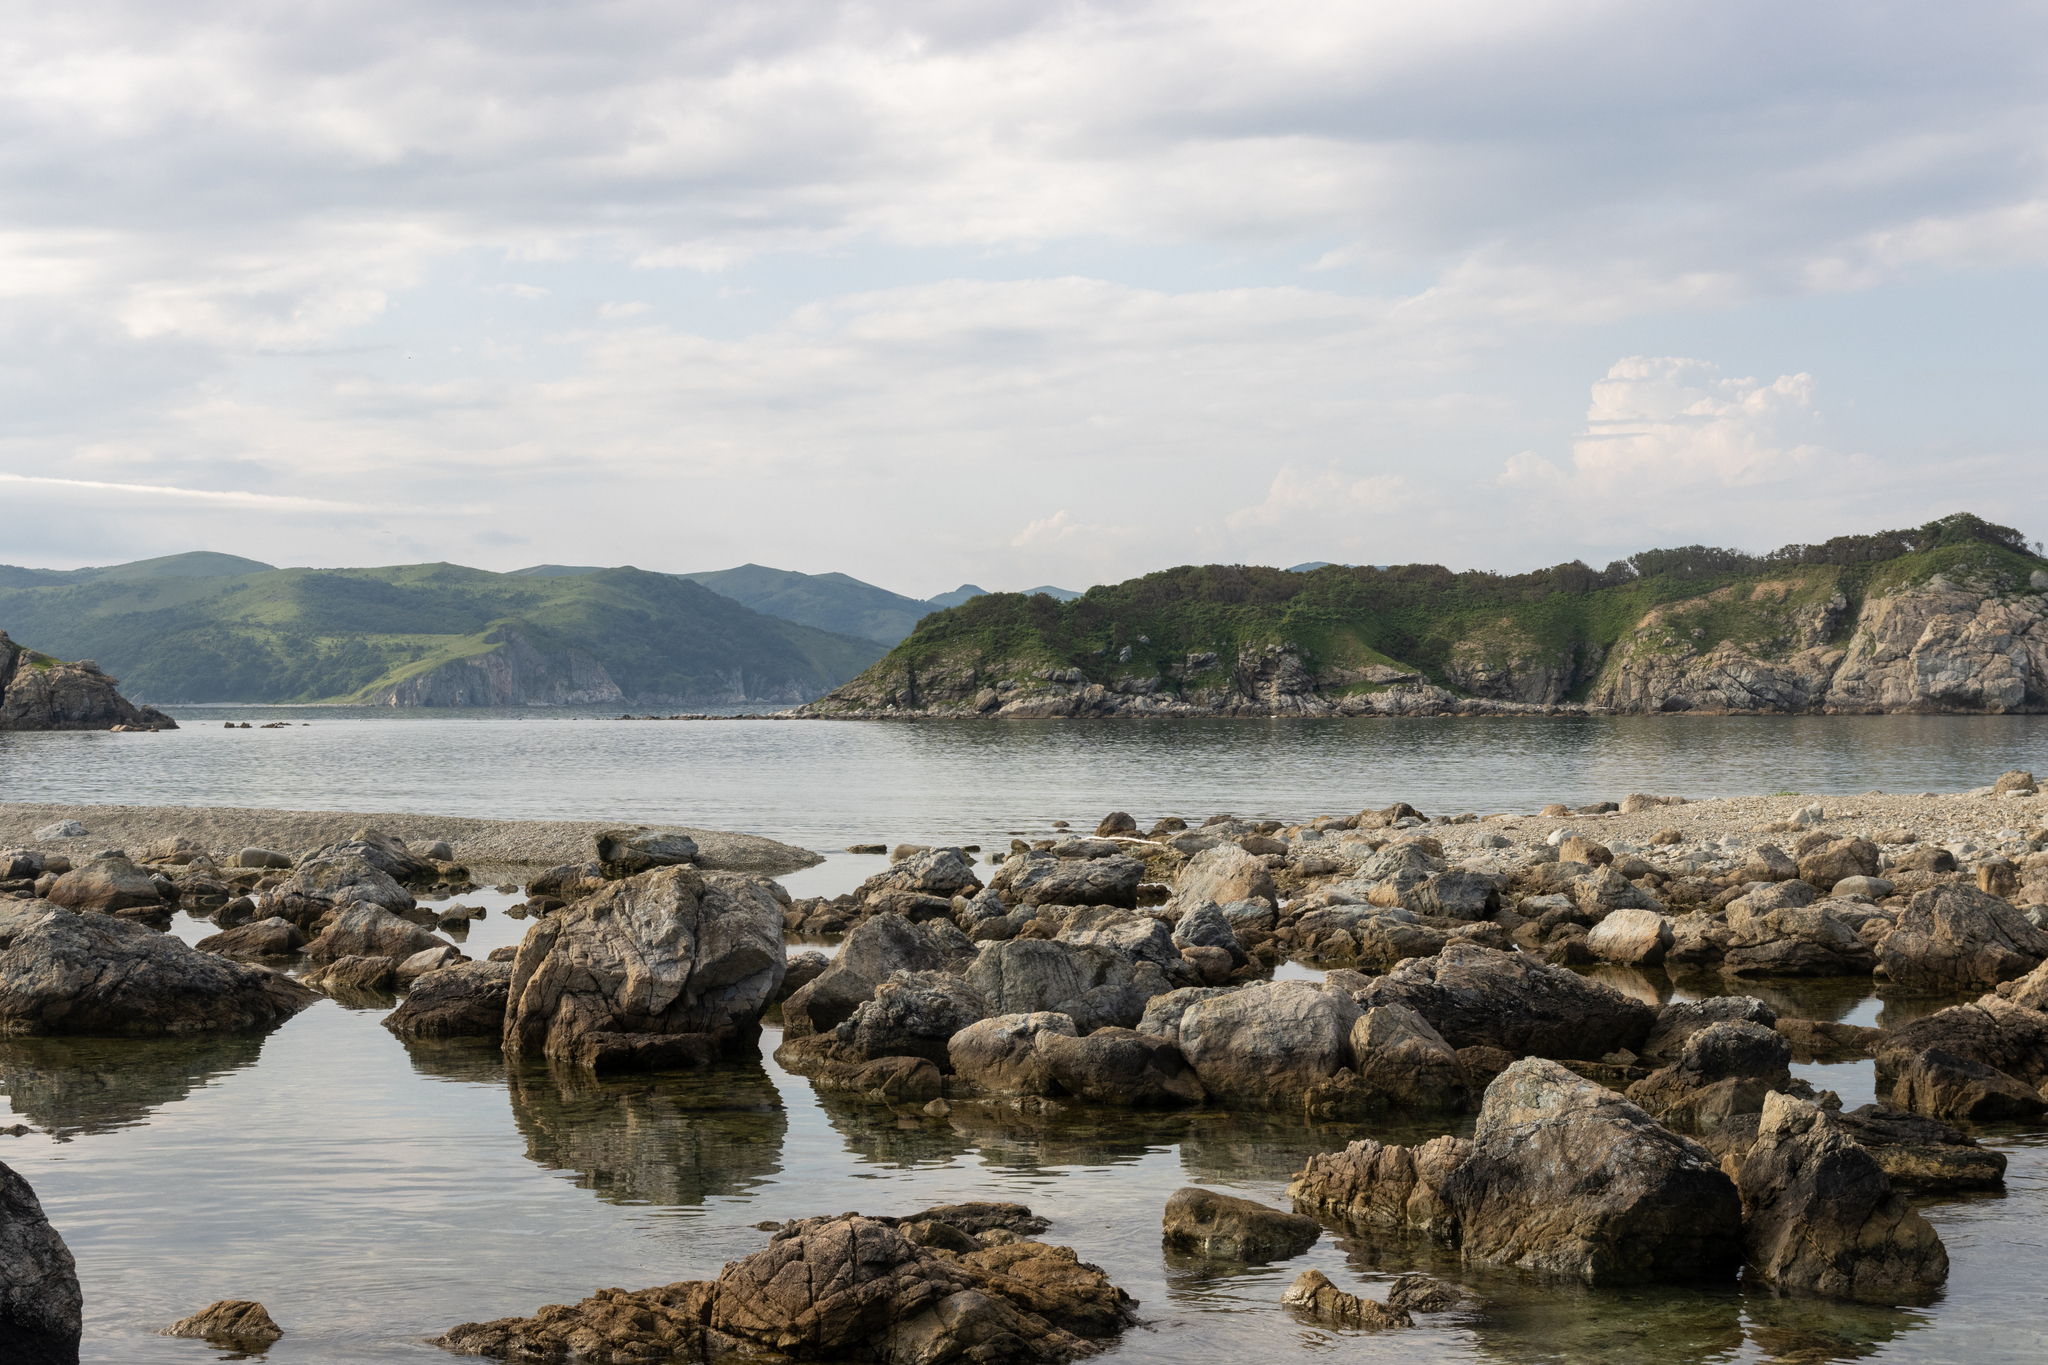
[0,471,363,511]
[597,300,650,319]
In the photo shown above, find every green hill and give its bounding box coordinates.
[0,561,884,705]
[803,513,2048,715]
[678,564,938,644]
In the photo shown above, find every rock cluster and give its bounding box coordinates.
[0,632,178,732]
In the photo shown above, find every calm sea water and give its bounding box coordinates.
[2,711,2045,1363]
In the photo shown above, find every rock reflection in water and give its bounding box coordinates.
[507,1059,786,1207]
[0,1028,274,1139]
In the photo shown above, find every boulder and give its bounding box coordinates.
[775,950,831,1004]
[31,821,86,841]
[1345,1003,1470,1112]
[1403,870,1502,919]
[1994,956,2048,1011]
[966,940,1154,1035]
[1888,1048,2047,1121]
[1834,1105,2009,1192]
[841,970,988,1069]
[1721,892,1877,976]
[1358,843,1447,902]
[1178,982,1360,1105]
[308,954,396,990]
[503,866,785,1068]
[1571,864,1666,915]
[161,1300,284,1346]
[1057,907,1182,968]
[1350,944,1656,1061]
[1874,996,2048,1089]
[1034,1028,1204,1107]
[869,848,983,901]
[1134,986,1237,1042]
[1172,844,1276,909]
[1797,838,1881,893]
[1094,812,1137,837]
[1162,1186,1321,1264]
[1438,1059,1742,1283]
[1993,769,2039,795]
[1169,901,1245,967]
[232,848,293,870]
[593,828,698,876]
[302,903,451,965]
[773,1036,946,1102]
[273,853,416,915]
[1833,875,1895,899]
[949,1012,1077,1096]
[1586,908,1672,967]
[1286,1135,1470,1239]
[1016,856,1143,910]
[42,855,165,915]
[1279,1270,1411,1328]
[1877,882,2048,988]
[1735,1091,1948,1300]
[783,914,974,1038]
[1625,1022,1792,1129]
[0,902,313,1035]
[194,916,305,957]
[1741,845,1800,882]
[396,944,466,983]
[1774,1017,1885,1062]
[383,961,513,1038]
[1385,1274,1460,1313]
[0,1160,82,1365]
[1889,845,1958,875]
[306,829,437,883]
[1640,997,1776,1064]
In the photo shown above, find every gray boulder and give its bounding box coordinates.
[948,1012,1077,1095]
[1888,1048,2047,1121]
[1345,1003,1471,1112]
[1178,981,1360,1105]
[1135,986,1238,1042]
[1035,1028,1204,1107]
[966,939,1156,1034]
[1170,901,1246,967]
[194,916,305,957]
[783,914,974,1038]
[0,1160,82,1365]
[382,961,513,1038]
[1403,870,1502,919]
[302,903,451,965]
[1058,907,1182,968]
[1878,883,2048,988]
[503,866,785,1069]
[869,848,982,900]
[840,970,988,1069]
[271,853,416,915]
[1017,856,1143,909]
[1586,907,1672,967]
[301,829,437,884]
[1736,1091,1948,1300]
[0,902,313,1035]
[1173,844,1276,908]
[1722,890,1876,976]
[1626,1022,1792,1129]
[1350,944,1655,1061]
[1639,996,1776,1064]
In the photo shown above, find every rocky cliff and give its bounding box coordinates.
[0,631,180,730]
[369,627,625,707]
[797,535,2048,720]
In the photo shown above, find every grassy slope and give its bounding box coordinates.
[678,563,937,644]
[824,528,2048,706]
[0,564,884,703]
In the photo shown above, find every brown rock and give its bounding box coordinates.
[1162,1186,1320,1261]
[162,1300,283,1346]
[1279,1269,1411,1328]
[1797,838,1880,892]
[1878,882,2048,988]
[1889,1047,2047,1121]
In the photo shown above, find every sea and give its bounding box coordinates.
[1,707,2045,1364]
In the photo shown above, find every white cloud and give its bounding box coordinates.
[597,300,650,319]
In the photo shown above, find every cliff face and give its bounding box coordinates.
[369,627,625,707]
[0,630,181,730]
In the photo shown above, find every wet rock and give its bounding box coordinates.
[784,914,974,1038]
[302,902,451,965]
[436,1280,716,1362]
[161,1300,283,1346]
[383,961,513,1038]
[1162,1186,1320,1261]
[1034,1028,1204,1107]
[1878,882,2048,988]
[504,866,785,1068]
[593,828,697,877]
[194,916,305,958]
[1286,1134,1470,1239]
[1386,1273,1461,1313]
[43,855,165,915]
[0,902,313,1035]
[1350,944,1656,1061]
[1178,981,1360,1105]
[1626,1022,1792,1129]
[1888,1047,2047,1120]
[1834,1105,2009,1192]
[1280,1270,1411,1328]
[841,970,988,1069]
[1736,1091,1948,1300]
[1172,844,1276,909]
[1586,907,1672,967]
[949,1013,1078,1096]
[1437,1059,1742,1283]
[966,939,1153,1034]
[0,1159,82,1365]
[1640,996,1777,1064]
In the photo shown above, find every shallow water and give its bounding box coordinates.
[2,711,2047,1361]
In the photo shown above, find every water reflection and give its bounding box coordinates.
[0,1029,275,1139]
[506,1059,787,1207]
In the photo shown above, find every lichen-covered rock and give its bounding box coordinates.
[1736,1091,1948,1300]
[0,1159,82,1365]
[1437,1059,1742,1283]
[1161,1186,1320,1261]
[1178,981,1360,1106]
[1349,944,1656,1061]
[383,961,514,1038]
[1279,1269,1411,1328]
[503,866,784,1068]
[0,901,313,1035]
[1878,882,2048,989]
[161,1300,284,1346]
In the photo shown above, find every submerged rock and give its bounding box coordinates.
[161,1300,284,1346]
[0,902,313,1035]
[1162,1186,1320,1261]
[1279,1269,1411,1328]
[503,866,785,1069]
[0,1159,82,1365]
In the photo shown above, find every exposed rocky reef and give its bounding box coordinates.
[0,631,177,731]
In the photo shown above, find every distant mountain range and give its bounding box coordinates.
[0,553,1084,705]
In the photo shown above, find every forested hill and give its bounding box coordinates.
[802,513,2048,717]
[0,556,883,705]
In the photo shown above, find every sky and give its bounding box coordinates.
[4,0,2046,598]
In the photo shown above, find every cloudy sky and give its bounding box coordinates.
[5,1,2045,595]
